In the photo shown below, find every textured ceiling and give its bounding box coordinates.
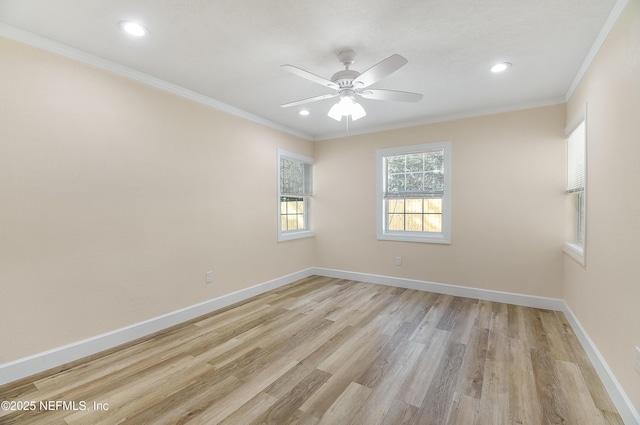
[0,0,619,139]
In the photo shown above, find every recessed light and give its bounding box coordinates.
[119,21,148,37]
[491,62,511,73]
[298,109,310,116]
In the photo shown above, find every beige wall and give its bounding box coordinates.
[565,0,640,412]
[314,105,566,298]
[0,37,314,363]
[2,3,638,412]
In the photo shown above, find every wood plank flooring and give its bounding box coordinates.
[0,276,623,424]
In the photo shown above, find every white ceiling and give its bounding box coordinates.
[0,0,619,140]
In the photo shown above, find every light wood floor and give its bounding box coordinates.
[0,276,623,425]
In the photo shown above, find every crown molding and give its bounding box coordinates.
[0,23,312,141]
[565,0,628,101]
[314,97,566,141]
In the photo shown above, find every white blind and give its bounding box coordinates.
[384,149,445,198]
[280,157,312,197]
[567,120,586,193]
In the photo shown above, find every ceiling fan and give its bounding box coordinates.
[280,49,423,121]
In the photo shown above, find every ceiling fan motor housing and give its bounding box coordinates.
[333,50,361,88]
[331,69,361,89]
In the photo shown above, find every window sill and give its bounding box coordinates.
[564,242,585,266]
[378,232,450,244]
[278,230,314,242]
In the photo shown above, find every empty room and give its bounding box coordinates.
[0,0,639,424]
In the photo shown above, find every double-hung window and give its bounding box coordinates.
[377,141,451,243]
[278,150,313,241]
[564,118,586,264]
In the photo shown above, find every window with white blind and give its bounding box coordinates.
[278,150,313,241]
[377,141,451,243]
[565,118,586,264]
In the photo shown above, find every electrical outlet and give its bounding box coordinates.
[395,256,402,266]
[205,271,213,284]
[635,346,640,375]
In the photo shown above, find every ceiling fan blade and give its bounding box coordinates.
[280,93,339,108]
[359,89,423,102]
[352,54,408,88]
[281,65,339,89]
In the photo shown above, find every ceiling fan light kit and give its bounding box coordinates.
[281,49,422,122]
[327,91,367,121]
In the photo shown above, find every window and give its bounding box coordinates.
[377,141,451,243]
[278,150,313,241]
[564,118,586,264]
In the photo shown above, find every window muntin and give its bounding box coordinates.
[387,198,443,232]
[280,196,305,231]
[564,118,586,264]
[385,150,445,198]
[278,150,313,241]
[577,192,585,244]
[280,158,312,197]
[377,142,451,243]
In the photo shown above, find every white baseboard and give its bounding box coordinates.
[0,268,314,386]
[312,267,639,424]
[2,267,638,424]
[311,267,565,311]
[561,304,640,425]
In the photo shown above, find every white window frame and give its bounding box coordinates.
[564,109,587,265]
[376,141,452,244]
[277,149,314,242]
